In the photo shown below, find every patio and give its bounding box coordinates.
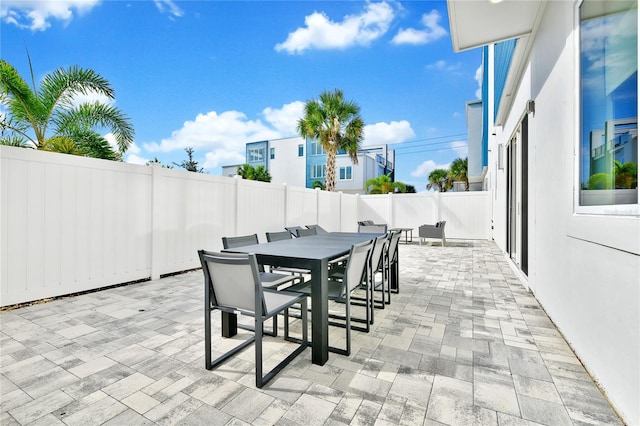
[0,240,622,425]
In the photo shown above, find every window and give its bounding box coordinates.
[310,164,326,179]
[248,147,264,163]
[298,144,304,157]
[270,147,275,160]
[578,0,637,213]
[310,142,325,156]
[339,166,352,180]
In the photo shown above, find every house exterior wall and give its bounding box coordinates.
[268,136,306,187]
[466,100,484,189]
[479,1,639,423]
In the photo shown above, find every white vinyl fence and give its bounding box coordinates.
[0,146,491,307]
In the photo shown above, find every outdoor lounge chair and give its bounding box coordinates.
[358,224,388,233]
[198,250,308,388]
[419,221,446,246]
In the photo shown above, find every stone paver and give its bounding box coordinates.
[0,241,623,425]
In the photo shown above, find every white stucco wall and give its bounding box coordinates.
[487,2,639,423]
[268,136,306,188]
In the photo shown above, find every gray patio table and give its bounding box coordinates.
[223,232,380,365]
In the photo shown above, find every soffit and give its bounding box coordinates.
[447,0,546,52]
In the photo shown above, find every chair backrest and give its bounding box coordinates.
[198,250,263,315]
[296,227,317,237]
[436,221,446,228]
[222,234,259,249]
[285,226,304,237]
[306,224,328,234]
[266,231,292,242]
[344,239,374,293]
[386,230,402,264]
[358,224,387,234]
[357,220,375,226]
[369,233,388,273]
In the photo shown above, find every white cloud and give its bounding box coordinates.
[153,0,183,18]
[275,2,395,54]
[426,60,461,73]
[143,102,307,170]
[262,101,305,135]
[411,160,451,178]
[450,140,468,157]
[69,90,114,108]
[474,63,483,99]
[0,0,99,31]
[125,153,149,165]
[363,120,415,146]
[392,10,447,45]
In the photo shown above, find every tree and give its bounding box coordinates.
[0,57,134,160]
[427,168,451,192]
[237,164,272,182]
[365,173,407,194]
[450,157,469,191]
[405,184,416,193]
[146,157,173,168]
[297,88,364,192]
[312,180,325,190]
[173,147,204,173]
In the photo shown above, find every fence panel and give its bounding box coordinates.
[317,190,342,231]
[358,195,390,225]
[439,192,490,239]
[1,147,152,306]
[237,178,285,242]
[286,185,318,227]
[392,193,438,231]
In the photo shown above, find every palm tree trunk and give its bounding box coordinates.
[326,145,337,191]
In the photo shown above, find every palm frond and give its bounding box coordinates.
[0,59,44,144]
[54,102,134,152]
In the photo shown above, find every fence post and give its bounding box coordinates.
[283,183,288,227]
[234,175,242,236]
[388,192,394,228]
[315,187,320,225]
[150,164,161,280]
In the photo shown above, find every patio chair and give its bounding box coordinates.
[358,220,375,226]
[358,224,388,234]
[306,224,329,234]
[285,226,305,237]
[383,230,402,297]
[198,250,308,388]
[287,239,374,356]
[336,233,388,327]
[296,227,317,237]
[265,231,311,276]
[418,221,446,246]
[222,234,303,290]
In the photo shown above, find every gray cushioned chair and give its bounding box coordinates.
[418,221,446,246]
[198,250,308,388]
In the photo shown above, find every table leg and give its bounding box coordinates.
[311,258,329,365]
[221,312,238,338]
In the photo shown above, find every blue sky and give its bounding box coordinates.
[1,0,482,191]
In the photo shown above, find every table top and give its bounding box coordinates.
[224,232,379,261]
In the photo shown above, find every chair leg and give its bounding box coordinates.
[255,316,263,388]
[205,307,212,369]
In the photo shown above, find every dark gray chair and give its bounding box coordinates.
[358,220,375,226]
[266,231,311,276]
[287,239,374,356]
[285,226,305,237]
[358,224,388,234]
[419,221,446,246]
[306,224,329,234]
[222,234,303,290]
[296,227,317,237]
[384,230,402,296]
[198,250,308,388]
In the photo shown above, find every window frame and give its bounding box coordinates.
[339,166,353,181]
[310,164,326,179]
[298,144,304,157]
[574,0,639,216]
[248,147,265,163]
[269,147,275,160]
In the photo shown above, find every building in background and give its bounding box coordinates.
[225,136,395,193]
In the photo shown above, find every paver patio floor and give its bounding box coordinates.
[0,240,623,425]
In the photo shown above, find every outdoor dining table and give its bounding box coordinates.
[223,232,381,365]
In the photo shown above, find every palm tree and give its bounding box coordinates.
[297,89,364,192]
[365,173,407,194]
[237,164,272,182]
[450,157,469,191]
[0,58,133,160]
[427,168,451,192]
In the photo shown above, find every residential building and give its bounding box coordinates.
[231,136,395,193]
[448,0,638,424]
